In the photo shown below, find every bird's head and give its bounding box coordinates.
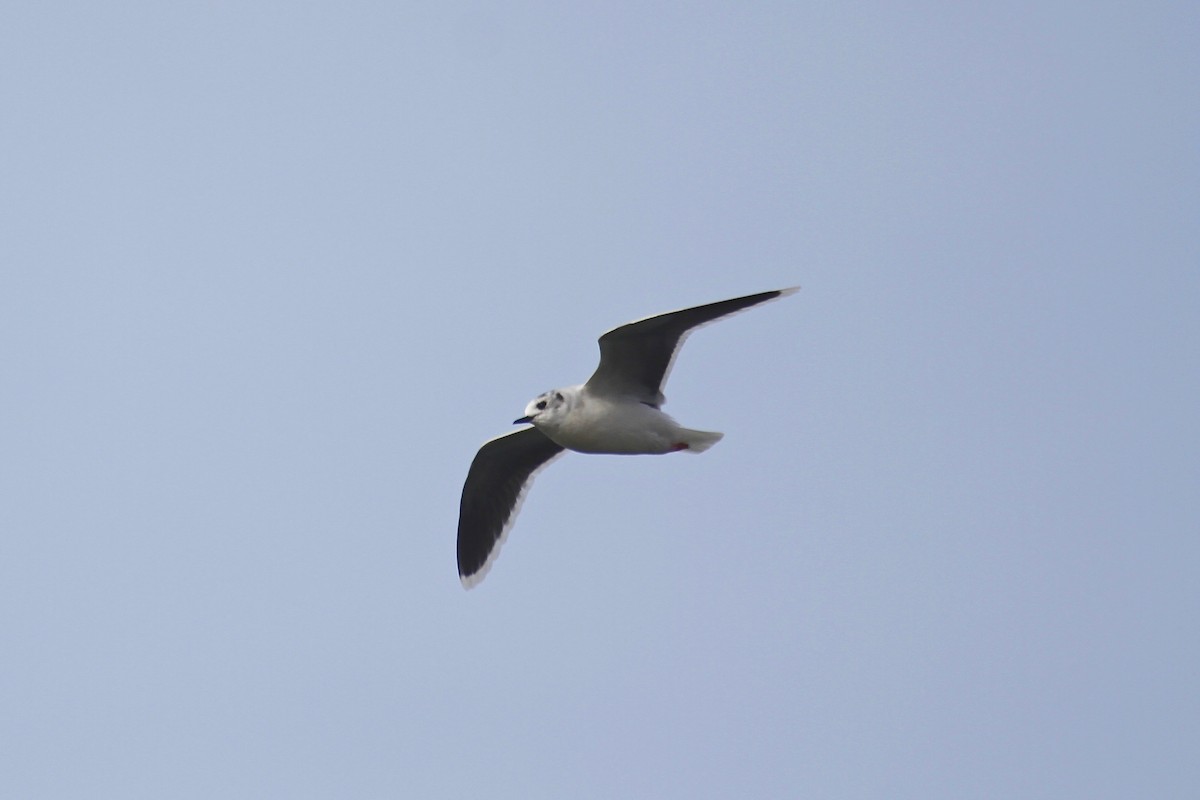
[514,389,569,426]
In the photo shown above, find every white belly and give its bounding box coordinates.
[543,397,681,455]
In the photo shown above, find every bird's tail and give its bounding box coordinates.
[678,428,724,453]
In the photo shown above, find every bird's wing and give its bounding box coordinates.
[457,426,565,588]
[584,287,798,406]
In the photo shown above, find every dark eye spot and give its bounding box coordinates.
[536,400,547,410]
[555,392,564,402]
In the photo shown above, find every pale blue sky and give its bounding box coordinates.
[2,2,1197,798]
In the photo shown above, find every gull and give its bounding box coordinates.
[457,287,798,588]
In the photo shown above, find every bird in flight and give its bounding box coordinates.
[457,287,798,588]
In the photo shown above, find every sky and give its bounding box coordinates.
[2,2,1197,798]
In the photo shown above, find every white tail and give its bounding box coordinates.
[679,428,724,453]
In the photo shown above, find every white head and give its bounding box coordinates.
[514,388,572,427]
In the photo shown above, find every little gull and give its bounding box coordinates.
[457,287,798,588]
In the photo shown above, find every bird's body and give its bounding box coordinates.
[457,286,798,588]
[518,384,722,455]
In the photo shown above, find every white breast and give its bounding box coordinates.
[541,391,681,455]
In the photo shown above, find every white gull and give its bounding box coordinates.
[457,287,799,588]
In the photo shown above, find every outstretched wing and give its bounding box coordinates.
[584,287,798,406]
[457,426,565,588]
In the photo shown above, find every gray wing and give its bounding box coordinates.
[584,287,798,406]
[457,426,565,588]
